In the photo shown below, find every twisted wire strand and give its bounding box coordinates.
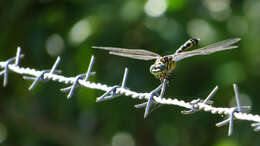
[1,49,260,135]
[1,61,260,123]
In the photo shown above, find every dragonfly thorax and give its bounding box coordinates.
[149,56,176,81]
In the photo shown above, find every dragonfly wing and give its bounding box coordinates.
[109,52,159,60]
[172,38,241,62]
[93,46,160,60]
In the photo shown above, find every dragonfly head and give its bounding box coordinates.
[150,63,165,80]
[150,63,165,74]
[150,56,176,80]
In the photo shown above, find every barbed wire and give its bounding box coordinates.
[1,47,260,136]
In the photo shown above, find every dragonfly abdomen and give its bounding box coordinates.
[175,38,199,54]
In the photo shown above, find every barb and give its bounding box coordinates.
[23,57,61,90]
[134,80,166,118]
[215,84,251,136]
[24,70,50,90]
[181,86,218,114]
[216,107,238,136]
[60,56,95,99]
[15,46,22,66]
[1,47,260,136]
[96,67,128,102]
[252,123,260,132]
[0,48,24,87]
[84,56,95,82]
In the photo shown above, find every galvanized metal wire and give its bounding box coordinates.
[1,47,260,135]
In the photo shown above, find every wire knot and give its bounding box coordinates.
[24,57,61,90]
[181,86,218,115]
[96,68,128,102]
[60,56,95,99]
[0,47,24,87]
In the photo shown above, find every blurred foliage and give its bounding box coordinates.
[0,0,260,146]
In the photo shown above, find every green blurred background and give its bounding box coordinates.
[1,0,260,145]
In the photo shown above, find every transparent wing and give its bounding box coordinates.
[93,46,160,60]
[171,38,241,62]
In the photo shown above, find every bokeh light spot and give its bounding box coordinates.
[155,124,178,146]
[78,110,97,134]
[214,139,238,146]
[145,17,181,42]
[227,16,248,36]
[243,0,260,20]
[203,0,230,12]
[210,8,231,21]
[187,19,216,44]
[121,0,142,21]
[46,33,64,56]
[112,132,135,146]
[69,19,92,45]
[203,0,231,21]
[214,61,246,86]
[0,122,7,144]
[144,0,168,17]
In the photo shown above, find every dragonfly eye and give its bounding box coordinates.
[150,63,166,73]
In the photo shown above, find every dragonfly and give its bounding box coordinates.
[93,38,241,118]
[93,38,241,82]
